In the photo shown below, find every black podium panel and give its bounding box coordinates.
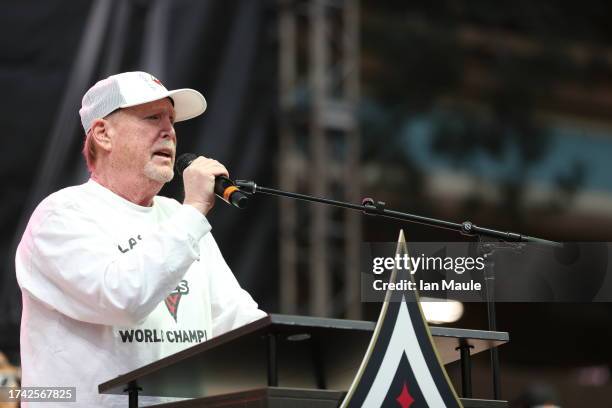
[99,314,508,401]
[149,387,508,408]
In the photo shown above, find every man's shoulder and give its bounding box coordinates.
[23,183,92,236]
[37,183,90,213]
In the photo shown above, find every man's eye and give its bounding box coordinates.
[147,114,160,120]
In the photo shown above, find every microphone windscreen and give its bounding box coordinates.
[175,153,198,176]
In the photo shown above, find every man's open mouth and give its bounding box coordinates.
[152,149,173,159]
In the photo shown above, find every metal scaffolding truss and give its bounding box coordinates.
[278,0,361,318]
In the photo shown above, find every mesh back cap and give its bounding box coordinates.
[79,71,206,132]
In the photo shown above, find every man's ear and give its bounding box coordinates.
[90,118,113,152]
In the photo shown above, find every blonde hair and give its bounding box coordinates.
[82,130,98,173]
[82,110,119,172]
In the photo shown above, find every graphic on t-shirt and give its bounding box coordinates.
[165,279,189,322]
[117,328,207,344]
[117,234,142,253]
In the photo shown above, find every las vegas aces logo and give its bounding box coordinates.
[165,280,189,322]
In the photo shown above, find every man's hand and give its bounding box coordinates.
[182,156,229,215]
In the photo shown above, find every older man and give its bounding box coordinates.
[15,71,266,407]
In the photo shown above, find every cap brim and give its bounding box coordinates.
[167,88,207,122]
[119,88,207,122]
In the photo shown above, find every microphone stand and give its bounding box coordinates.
[236,180,560,399]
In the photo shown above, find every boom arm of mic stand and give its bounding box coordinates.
[235,180,561,247]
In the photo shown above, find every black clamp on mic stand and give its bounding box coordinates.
[236,180,560,399]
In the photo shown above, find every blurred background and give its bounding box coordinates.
[2,0,612,406]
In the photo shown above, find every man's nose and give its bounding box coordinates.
[160,118,176,141]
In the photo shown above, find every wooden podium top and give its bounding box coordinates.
[99,314,508,399]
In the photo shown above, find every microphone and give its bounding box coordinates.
[175,153,248,209]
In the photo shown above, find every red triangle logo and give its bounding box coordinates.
[164,293,182,322]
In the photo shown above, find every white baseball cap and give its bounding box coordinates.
[79,71,207,132]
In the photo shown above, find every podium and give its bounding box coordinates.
[99,314,508,407]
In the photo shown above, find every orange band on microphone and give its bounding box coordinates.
[223,186,239,201]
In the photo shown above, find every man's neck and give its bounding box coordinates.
[91,172,162,207]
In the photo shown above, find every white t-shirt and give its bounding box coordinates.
[16,179,267,407]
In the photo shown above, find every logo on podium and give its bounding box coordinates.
[341,231,463,408]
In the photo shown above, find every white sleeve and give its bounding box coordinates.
[16,202,211,326]
[205,236,267,336]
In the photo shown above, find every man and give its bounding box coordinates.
[15,71,267,407]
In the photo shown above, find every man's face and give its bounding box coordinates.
[106,98,177,184]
